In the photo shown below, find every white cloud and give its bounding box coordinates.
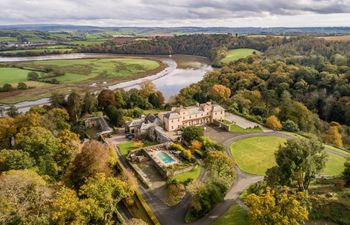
[0,0,350,26]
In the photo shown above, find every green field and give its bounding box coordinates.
[171,166,202,183]
[0,68,34,85]
[212,203,249,225]
[231,136,287,175]
[0,57,161,85]
[221,48,260,64]
[230,136,346,176]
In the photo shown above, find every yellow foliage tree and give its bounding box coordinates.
[245,187,309,225]
[323,122,343,147]
[190,140,202,153]
[266,115,282,130]
[210,84,231,102]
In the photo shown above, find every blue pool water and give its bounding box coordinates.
[157,151,175,164]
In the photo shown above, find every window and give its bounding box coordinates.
[171,126,173,129]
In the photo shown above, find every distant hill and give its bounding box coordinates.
[0,24,350,35]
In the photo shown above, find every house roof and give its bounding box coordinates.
[164,112,181,119]
[213,104,225,112]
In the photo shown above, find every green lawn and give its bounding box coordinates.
[171,166,202,183]
[212,203,249,225]
[0,57,161,85]
[221,48,260,64]
[117,141,136,157]
[322,152,347,176]
[230,136,287,175]
[230,136,347,176]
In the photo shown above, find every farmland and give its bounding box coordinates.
[0,57,164,103]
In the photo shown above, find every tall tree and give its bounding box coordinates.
[266,138,327,191]
[83,92,97,114]
[139,80,156,98]
[105,105,124,127]
[0,149,34,172]
[69,140,116,189]
[0,170,53,225]
[50,92,66,108]
[67,92,82,122]
[98,89,116,109]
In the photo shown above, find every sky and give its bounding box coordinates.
[1,0,350,27]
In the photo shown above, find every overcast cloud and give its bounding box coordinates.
[0,0,350,27]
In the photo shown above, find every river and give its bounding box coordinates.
[0,53,212,113]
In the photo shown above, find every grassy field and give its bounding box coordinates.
[2,57,160,84]
[221,48,260,64]
[230,136,347,176]
[0,57,163,103]
[171,166,202,183]
[212,203,249,225]
[0,67,33,85]
[230,136,287,175]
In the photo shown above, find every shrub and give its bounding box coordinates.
[282,119,299,132]
[27,71,39,81]
[182,126,203,143]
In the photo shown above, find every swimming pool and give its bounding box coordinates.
[157,151,176,164]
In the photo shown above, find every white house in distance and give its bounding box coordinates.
[158,102,225,131]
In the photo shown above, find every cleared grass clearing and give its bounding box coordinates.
[230,136,346,176]
[221,48,260,64]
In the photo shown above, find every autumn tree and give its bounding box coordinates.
[69,140,116,189]
[0,170,53,225]
[15,126,79,178]
[209,84,231,102]
[245,187,309,225]
[79,173,131,223]
[0,149,34,172]
[265,115,282,130]
[205,151,235,188]
[189,140,202,152]
[266,138,327,191]
[98,89,116,109]
[323,121,343,147]
[0,117,16,149]
[139,80,157,98]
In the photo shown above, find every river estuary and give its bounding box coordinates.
[0,53,212,112]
